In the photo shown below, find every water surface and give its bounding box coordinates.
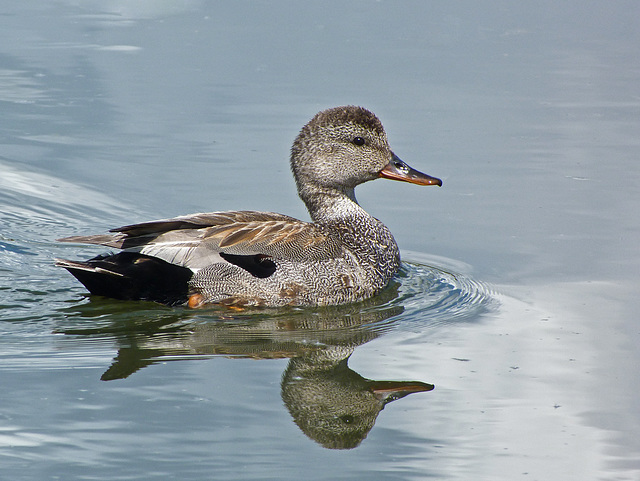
[1,2,639,480]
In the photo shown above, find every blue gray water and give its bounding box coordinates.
[1,2,639,480]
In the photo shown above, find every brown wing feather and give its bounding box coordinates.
[58,210,342,265]
[113,211,300,236]
[206,220,341,260]
[57,233,127,248]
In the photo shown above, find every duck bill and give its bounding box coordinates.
[379,154,442,186]
[369,380,435,404]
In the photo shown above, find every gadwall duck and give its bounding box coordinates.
[56,106,442,307]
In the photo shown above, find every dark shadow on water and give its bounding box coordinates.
[54,262,494,449]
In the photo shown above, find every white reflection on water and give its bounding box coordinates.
[0,69,47,104]
[348,280,630,480]
[0,161,122,208]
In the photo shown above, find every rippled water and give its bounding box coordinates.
[2,2,640,480]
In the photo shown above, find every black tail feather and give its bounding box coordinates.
[56,252,192,306]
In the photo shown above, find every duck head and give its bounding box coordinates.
[290,106,442,206]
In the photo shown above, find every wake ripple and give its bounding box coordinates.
[389,253,497,330]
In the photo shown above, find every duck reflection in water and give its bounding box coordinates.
[61,283,433,449]
[282,346,432,449]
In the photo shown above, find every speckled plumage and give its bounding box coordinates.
[56,106,442,307]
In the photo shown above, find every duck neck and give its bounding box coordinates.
[298,183,368,224]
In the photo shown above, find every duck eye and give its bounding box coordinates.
[339,414,355,424]
[352,136,365,146]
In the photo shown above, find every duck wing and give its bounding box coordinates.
[58,210,342,270]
